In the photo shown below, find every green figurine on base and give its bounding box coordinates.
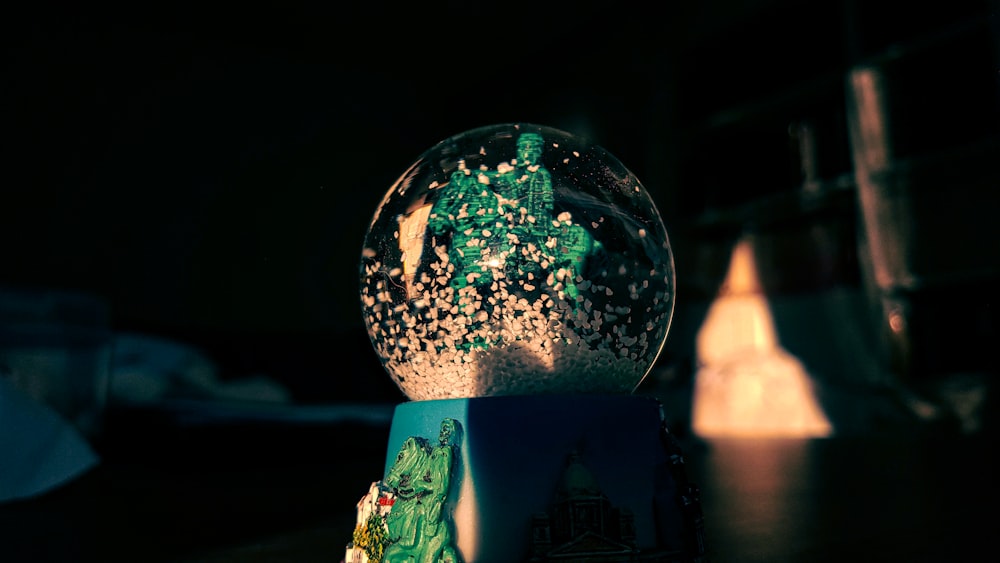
[344,419,461,563]
[382,419,461,563]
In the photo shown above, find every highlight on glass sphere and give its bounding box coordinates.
[360,123,675,401]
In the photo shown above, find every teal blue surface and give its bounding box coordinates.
[382,394,680,562]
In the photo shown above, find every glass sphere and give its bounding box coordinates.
[360,123,675,401]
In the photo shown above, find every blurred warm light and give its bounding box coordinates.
[888,308,906,333]
[850,68,891,173]
[691,237,833,438]
[849,65,916,292]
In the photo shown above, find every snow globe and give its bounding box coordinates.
[347,123,705,563]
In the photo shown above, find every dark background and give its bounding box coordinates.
[3,2,1000,562]
[5,1,705,402]
[2,0,999,406]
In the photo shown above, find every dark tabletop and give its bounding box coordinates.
[1,403,996,563]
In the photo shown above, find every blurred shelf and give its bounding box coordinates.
[690,173,856,232]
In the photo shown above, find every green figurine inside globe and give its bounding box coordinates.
[360,123,675,401]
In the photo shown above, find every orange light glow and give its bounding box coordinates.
[691,237,833,438]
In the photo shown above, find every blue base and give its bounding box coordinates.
[384,394,702,562]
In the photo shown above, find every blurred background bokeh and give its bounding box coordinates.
[2,1,998,560]
[5,0,997,432]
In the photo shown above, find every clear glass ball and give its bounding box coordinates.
[360,123,675,401]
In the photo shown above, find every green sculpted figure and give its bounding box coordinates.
[427,161,504,295]
[383,419,461,563]
[425,132,601,347]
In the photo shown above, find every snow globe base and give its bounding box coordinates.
[345,394,706,563]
